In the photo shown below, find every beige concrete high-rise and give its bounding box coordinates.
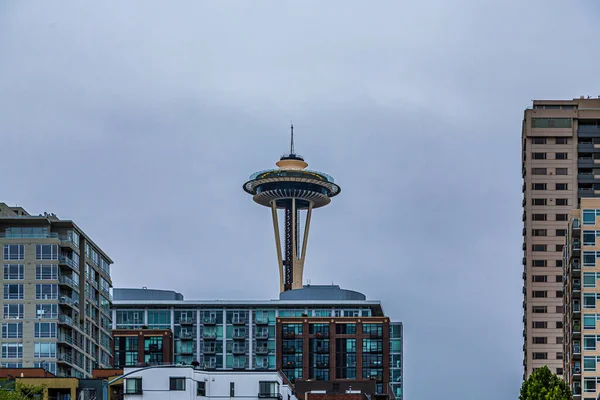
[522,97,600,380]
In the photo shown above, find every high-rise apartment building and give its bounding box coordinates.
[522,97,600,379]
[0,203,113,377]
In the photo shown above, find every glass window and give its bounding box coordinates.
[584,210,596,225]
[584,273,597,288]
[584,252,596,267]
[34,342,56,358]
[197,381,206,396]
[1,323,23,338]
[147,310,170,328]
[258,382,278,397]
[35,244,58,260]
[3,264,24,280]
[532,118,572,128]
[125,378,142,394]
[3,244,24,260]
[584,315,596,329]
[36,284,58,300]
[36,265,58,280]
[584,231,596,246]
[35,322,57,338]
[3,284,24,300]
[170,377,186,391]
[1,343,23,358]
[584,356,597,372]
[34,362,56,375]
[3,304,23,319]
[36,304,58,319]
[584,294,596,309]
[584,377,597,393]
[584,336,597,351]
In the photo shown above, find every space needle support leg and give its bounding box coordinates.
[301,202,313,260]
[291,198,297,262]
[271,201,284,291]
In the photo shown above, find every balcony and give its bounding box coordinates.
[58,333,73,345]
[232,332,246,340]
[179,347,194,355]
[58,275,79,291]
[202,331,217,340]
[255,316,270,325]
[232,317,246,325]
[59,256,77,271]
[232,359,246,370]
[572,218,581,230]
[203,317,217,325]
[59,296,78,309]
[58,315,73,326]
[179,317,195,325]
[179,331,194,340]
[203,361,217,370]
[283,332,296,339]
[255,331,269,339]
[255,346,269,355]
[573,302,581,313]
[255,362,270,370]
[315,346,330,354]
[315,332,330,338]
[232,346,246,355]
[203,346,217,355]
[57,353,73,366]
[574,344,581,355]
[577,173,595,183]
[578,188,595,198]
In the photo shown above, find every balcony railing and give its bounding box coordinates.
[255,317,270,325]
[0,232,59,239]
[58,275,79,290]
[203,346,217,354]
[572,240,581,251]
[255,331,269,339]
[179,317,195,325]
[232,331,246,340]
[58,315,73,326]
[59,296,77,308]
[573,218,581,230]
[203,317,217,325]
[232,317,246,325]
[232,346,246,355]
[202,331,217,339]
[179,331,194,340]
[59,256,77,271]
[255,346,269,355]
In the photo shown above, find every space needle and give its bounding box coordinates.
[243,126,341,293]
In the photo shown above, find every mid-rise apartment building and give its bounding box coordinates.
[522,97,600,379]
[0,203,113,377]
[112,286,403,399]
[112,328,173,368]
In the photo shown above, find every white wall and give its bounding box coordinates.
[123,366,296,400]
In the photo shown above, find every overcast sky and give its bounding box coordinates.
[2,1,600,399]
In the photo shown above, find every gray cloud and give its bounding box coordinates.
[1,1,600,399]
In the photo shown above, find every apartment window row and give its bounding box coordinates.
[532,337,563,344]
[531,167,569,175]
[531,198,570,206]
[532,321,563,329]
[2,264,59,280]
[124,377,208,395]
[532,229,567,237]
[3,244,61,260]
[532,259,563,268]
[531,275,563,283]
[583,209,600,225]
[531,137,567,144]
[532,306,563,314]
[583,252,600,267]
[583,231,600,247]
[531,214,569,221]
[531,152,570,160]
[1,343,22,358]
[531,118,572,129]
[532,183,569,190]
[532,291,563,299]
[531,244,564,252]
[2,284,59,300]
[2,304,58,319]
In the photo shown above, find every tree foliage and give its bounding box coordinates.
[519,366,572,400]
[0,381,45,400]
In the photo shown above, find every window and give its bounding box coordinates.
[125,378,142,395]
[3,284,23,300]
[556,214,569,221]
[532,138,547,144]
[556,321,563,328]
[169,377,186,391]
[556,138,568,144]
[36,304,57,319]
[556,229,567,237]
[556,199,569,206]
[197,382,206,396]
[3,244,24,260]
[532,244,547,252]
[35,322,57,338]
[556,352,563,360]
[532,275,547,283]
[556,368,563,375]
[532,306,547,313]
[531,118,572,128]
[555,260,563,268]
[556,153,568,160]
[532,291,547,298]
[533,322,547,329]
[532,229,547,236]
[584,377,597,393]
[584,273,597,288]
[3,304,23,319]
[532,352,548,360]
[532,168,547,175]
[532,198,547,205]
[36,265,58,280]
[584,210,597,225]
[532,183,547,190]
[532,214,547,221]
[555,244,564,252]
[1,343,22,358]
[584,294,597,308]
[556,305,564,314]
[584,356,596,372]
[556,275,563,282]
[555,183,568,190]
[556,168,568,175]
[34,342,56,358]
[36,284,58,300]
[584,314,596,329]
[584,231,596,246]
[3,264,23,280]
[259,381,279,398]
[533,337,547,344]
[532,153,547,160]
[584,336,596,351]
[556,336,563,344]
[1,323,22,338]
[230,382,235,398]
[35,244,58,260]
[532,260,547,267]
[584,252,596,267]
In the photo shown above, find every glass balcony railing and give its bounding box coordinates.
[0,232,59,239]
[59,256,77,270]
[58,315,73,325]
[573,218,581,230]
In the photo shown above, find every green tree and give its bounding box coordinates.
[0,381,45,400]
[519,366,573,400]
